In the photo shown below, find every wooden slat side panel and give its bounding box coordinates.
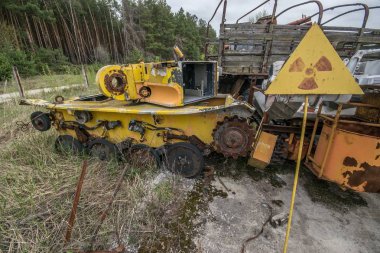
[209,23,380,76]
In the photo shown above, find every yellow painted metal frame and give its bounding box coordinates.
[96,60,219,108]
[22,95,255,148]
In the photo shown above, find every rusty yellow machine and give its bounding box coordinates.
[21,26,379,192]
[21,49,267,178]
[96,61,217,107]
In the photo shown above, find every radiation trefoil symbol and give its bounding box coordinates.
[265,23,363,95]
[289,56,332,90]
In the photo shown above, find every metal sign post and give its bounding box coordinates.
[265,23,363,253]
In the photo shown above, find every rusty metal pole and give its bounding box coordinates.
[12,66,25,99]
[217,0,228,67]
[283,96,309,253]
[205,0,224,57]
[82,65,89,88]
[65,160,88,245]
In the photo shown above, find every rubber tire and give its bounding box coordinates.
[55,135,84,155]
[31,111,51,132]
[164,142,204,178]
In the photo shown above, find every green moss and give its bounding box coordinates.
[208,154,288,188]
[139,178,227,253]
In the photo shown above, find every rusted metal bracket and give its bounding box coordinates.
[217,0,228,67]
[276,1,324,24]
[235,0,273,24]
[247,77,257,106]
[204,0,225,56]
[323,7,370,29]
[261,23,274,73]
[308,4,370,28]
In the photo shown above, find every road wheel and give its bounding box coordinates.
[164,142,204,178]
[127,144,160,169]
[89,139,119,161]
[55,135,84,155]
[31,111,51,132]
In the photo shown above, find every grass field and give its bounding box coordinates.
[0,77,193,253]
[0,71,97,95]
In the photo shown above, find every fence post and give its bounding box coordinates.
[4,79,8,93]
[12,66,25,98]
[81,65,89,88]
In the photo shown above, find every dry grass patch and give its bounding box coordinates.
[0,128,184,252]
[0,84,200,253]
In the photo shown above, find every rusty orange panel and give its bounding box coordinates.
[311,124,380,192]
[248,131,277,169]
[287,137,309,161]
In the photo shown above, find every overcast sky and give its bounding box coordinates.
[166,0,380,32]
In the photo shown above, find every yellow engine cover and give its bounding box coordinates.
[96,62,184,107]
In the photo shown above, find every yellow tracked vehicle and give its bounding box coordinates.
[21,56,259,177]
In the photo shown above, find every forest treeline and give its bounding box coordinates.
[0,0,217,80]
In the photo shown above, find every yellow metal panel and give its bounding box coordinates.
[265,24,363,95]
[55,109,222,147]
[21,95,253,116]
[22,96,255,149]
[137,82,184,107]
[96,62,184,106]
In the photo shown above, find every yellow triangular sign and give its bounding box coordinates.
[265,24,363,95]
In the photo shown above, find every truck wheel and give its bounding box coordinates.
[55,135,84,155]
[164,142,204,178]
[31,111,51,132]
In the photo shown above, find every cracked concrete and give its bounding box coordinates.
[195,168,380,253]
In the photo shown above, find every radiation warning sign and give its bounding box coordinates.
[265,23,363,95]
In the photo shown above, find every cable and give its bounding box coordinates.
[241,203,273,253]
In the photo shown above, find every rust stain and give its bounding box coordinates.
[289,57,305,72]
[298,77,318,90]
[104,71,127,95]
[314,56,332,71]
[342,157,358,167]
[343,162,380,193]
[305,67,314,76]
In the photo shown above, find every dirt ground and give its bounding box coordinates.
[192,163,380,253]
